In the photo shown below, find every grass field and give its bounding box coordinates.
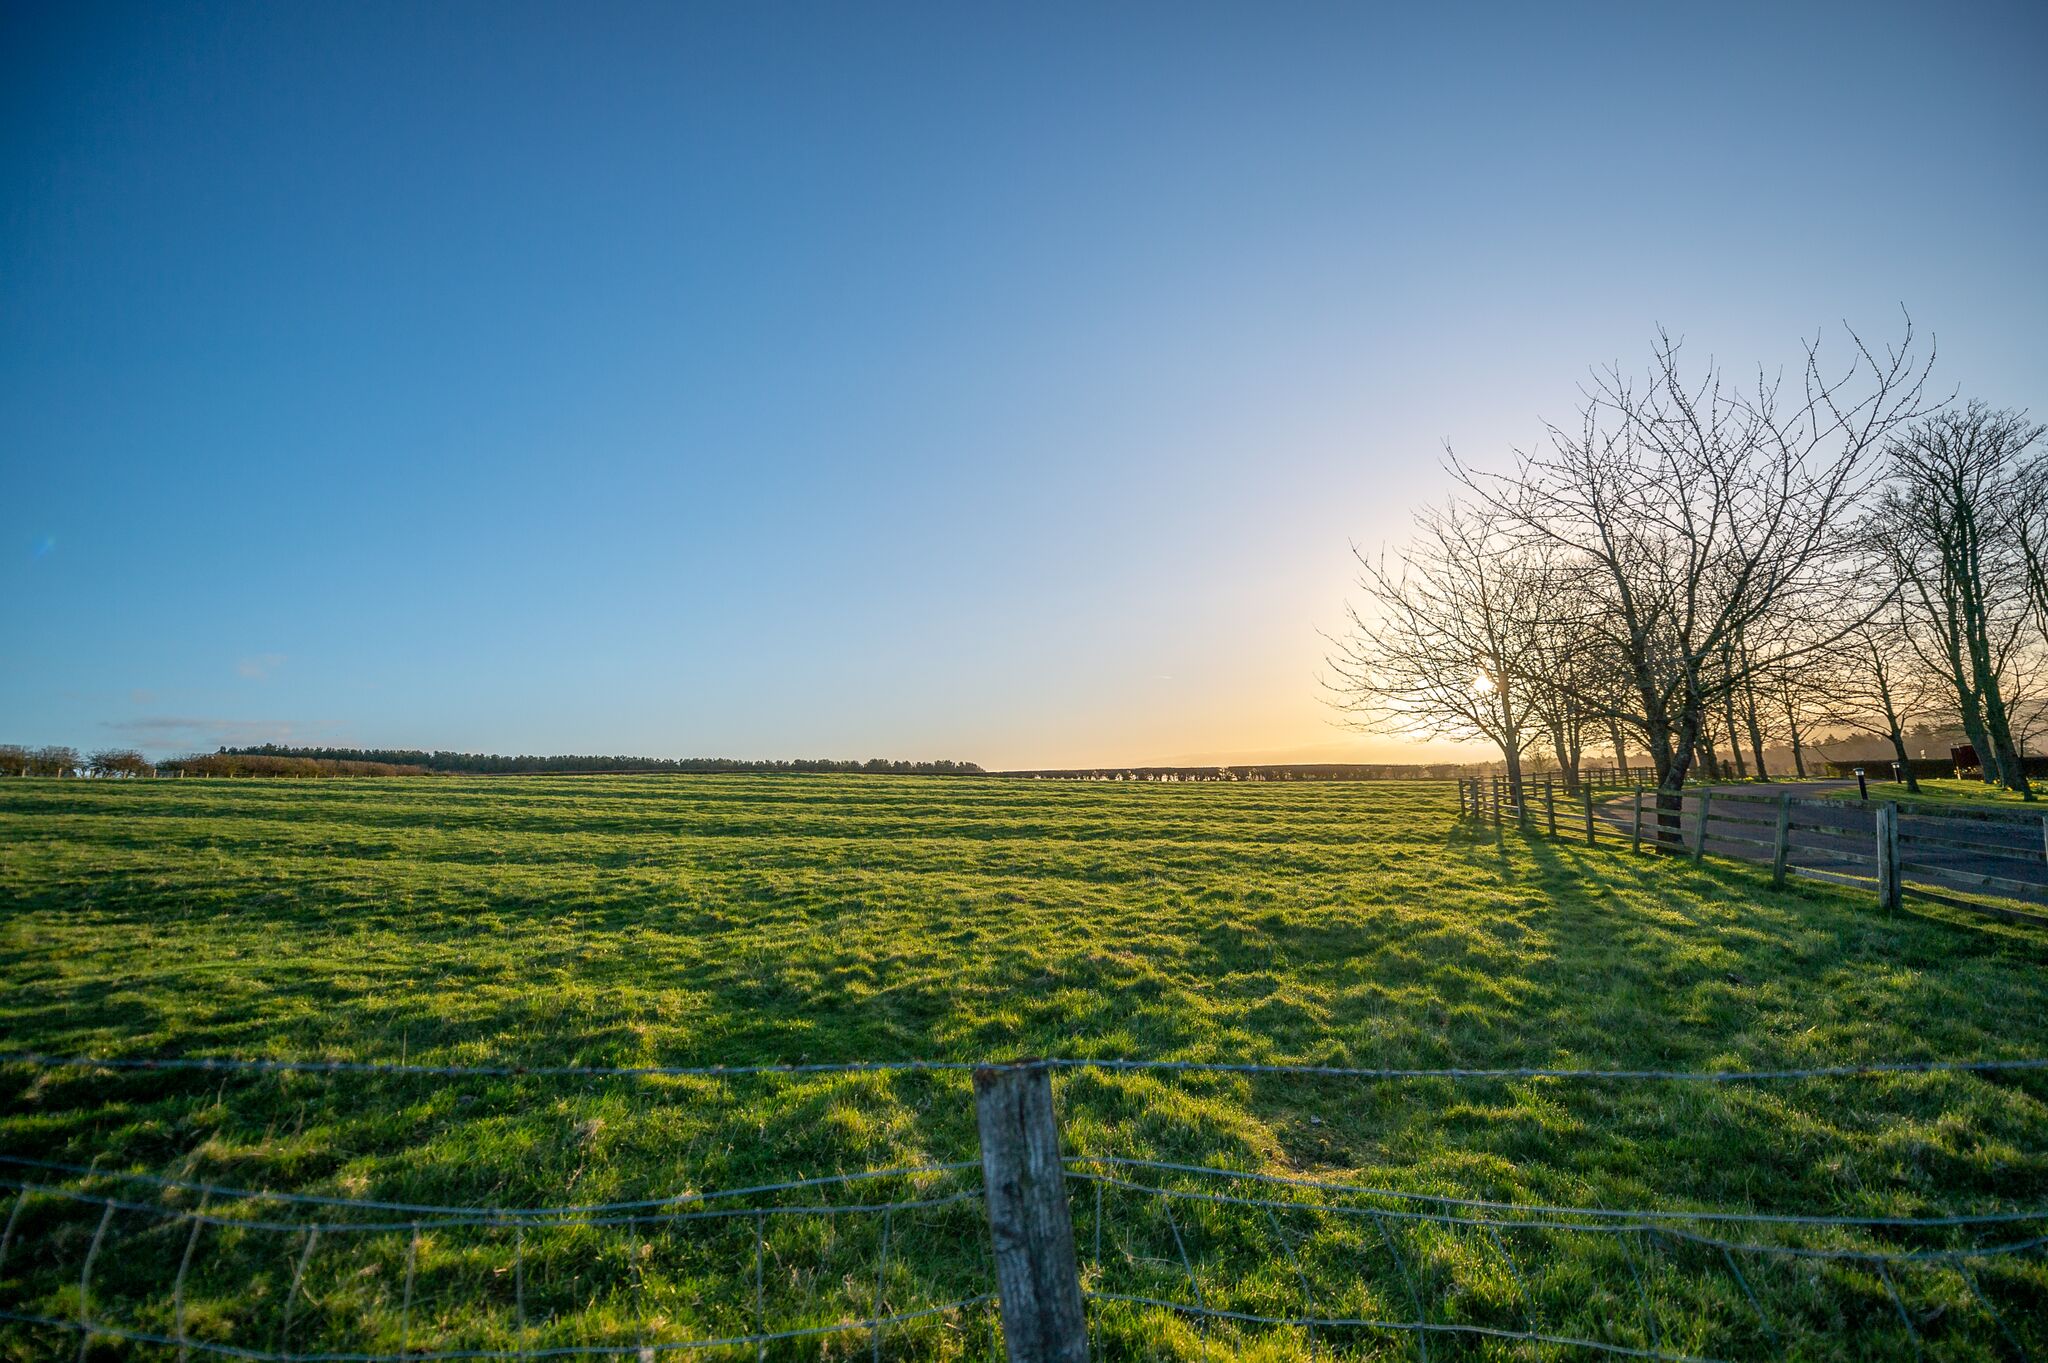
[3,774,2046,1361]
[1841,778,2046,812]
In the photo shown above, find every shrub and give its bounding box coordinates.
[88,749,155,778]
[27,745,80,777]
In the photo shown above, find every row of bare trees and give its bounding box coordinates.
[1328,318,2048,827]
[0,746,153,777]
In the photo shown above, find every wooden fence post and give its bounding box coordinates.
[1691,789,1713,864]
[1876,802,1900,914]
[1631,783,1642,853]
[1583,784,1596,845]
[1544,776,1557,837]
[1492,777,1502,829]
[974,1063,1089,1363]
[1771,792,1790,889]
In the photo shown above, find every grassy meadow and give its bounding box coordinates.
[2,774,2046,1360]
[1838,778,2047,812]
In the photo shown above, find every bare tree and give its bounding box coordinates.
[1811,599,1945,793]
[2000,411,2048,648]
[1457,320,1932,842]
[1875,403,2041,794]
[1326,502,1545,808]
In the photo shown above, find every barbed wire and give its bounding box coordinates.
[1068,1170,2047,1263]
[1079,1165,2044,1361]
[7,1052,2043,1359]
[2,1156,992,1362]
[2,1178,983,1235]
[7,1051,2045,1083]
[1083,1295,1734,1363]
[0,1296,999,1362]
[1067,1158,2048,1229]
[0,1153,978,1218]
[1650,1224,2048,1265]
[0,1052,977,1080]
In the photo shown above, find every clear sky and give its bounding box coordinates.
[4,2,2045,769]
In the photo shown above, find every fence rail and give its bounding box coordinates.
[1458,778,2048,928]
[3,1054,2044,1361]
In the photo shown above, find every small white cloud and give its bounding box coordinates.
[236,653,287,680]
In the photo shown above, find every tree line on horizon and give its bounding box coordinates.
[0,744,987,778]
[1012,761,1496,781]
[1329,316,2048,814]
[210,746,987,776]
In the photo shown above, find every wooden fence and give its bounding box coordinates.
[1456,777,2048,929]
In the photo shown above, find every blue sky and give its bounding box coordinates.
[4,1,2045,768]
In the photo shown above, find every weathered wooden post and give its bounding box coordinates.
[1876,802,1900,914]
[1631,783,1643,853]
[1492,777,1502,829]
[1544,776,1557,837]
[1691,788,1713,864]
[1583,784,1596,845]
[1771,792,1791,889]
[974,1063,1089,1363]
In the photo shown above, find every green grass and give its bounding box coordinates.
[1837,778,2045,812]
[2,774,2045,1360]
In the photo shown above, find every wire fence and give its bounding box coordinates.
[0,1153,993,1361]
[3,1053,2044,1361]
[1071,1158,2046,1363]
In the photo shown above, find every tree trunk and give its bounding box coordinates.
[1649,711,1702,854]
[1978,666,2032,796]
[1956,694,1998,785]
[1547,722,1571,796]
[1888,727,1920,794]
[1742,679,1770,781]
[1502,745,1527,825]
[1721,691,1748,779]
[1608,720,1630,777]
